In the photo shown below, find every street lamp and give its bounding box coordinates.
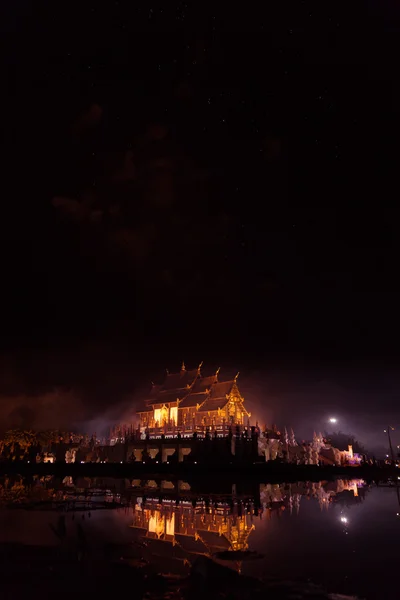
[329,418,337,424]
[383,426,395,462]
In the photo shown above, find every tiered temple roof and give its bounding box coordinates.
[178,391,208,409]
[160,367,199,391]
[198,380,236,412]
[138,364,245,415]
[146,389,188,407]
[191,374,218,394]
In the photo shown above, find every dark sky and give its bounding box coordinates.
[0,2,399,447]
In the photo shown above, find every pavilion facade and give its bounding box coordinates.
[136,363,250,433]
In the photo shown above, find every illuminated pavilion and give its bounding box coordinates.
[136,362,250,432]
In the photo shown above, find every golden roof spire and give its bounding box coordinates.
[216,366,221,376]
[181,361,186,372]
[198,361,203,371]
[234,372,240,381]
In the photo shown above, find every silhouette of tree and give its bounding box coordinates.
[0,428,79,459]
[325,430,367,454]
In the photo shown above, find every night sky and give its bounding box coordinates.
[1,2,399,450]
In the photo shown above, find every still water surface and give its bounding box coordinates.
[0,476,398,599]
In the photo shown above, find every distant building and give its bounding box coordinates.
[136,363,250,432]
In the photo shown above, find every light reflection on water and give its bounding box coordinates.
[0,476,399,599]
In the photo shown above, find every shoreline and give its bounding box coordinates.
[0,461,398,483]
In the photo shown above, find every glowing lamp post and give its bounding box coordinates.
[383,426,395,462]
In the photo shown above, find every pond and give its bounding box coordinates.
[0,476,398,599]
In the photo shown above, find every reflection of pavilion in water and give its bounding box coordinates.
[130,497,255,573]
[128,479,366,575]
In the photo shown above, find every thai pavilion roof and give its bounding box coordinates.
[208,380,235,399]
[197,397,230,412]
[178,391,208,409]
[137,366,243,414]
[199,378,249,414]
[139,364,202,410]
[160,368,199,392]
[191,374,218,394]
[147,388,189,407]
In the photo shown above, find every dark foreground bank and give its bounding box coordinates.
[0,543,360,600]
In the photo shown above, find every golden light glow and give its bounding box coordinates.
[154,406,169,425]
[170,406,178,424]
[148,512,165,537]
[166,513,175,536]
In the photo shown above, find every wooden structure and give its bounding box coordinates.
[137,363,250,433]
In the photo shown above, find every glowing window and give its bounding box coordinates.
[170,406,178,424]
[149,512,164,537]
[166,513,175,536]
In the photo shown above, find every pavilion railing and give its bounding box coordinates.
[108,422,257,445]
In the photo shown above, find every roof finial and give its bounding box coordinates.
[181,361,186,372]
[234,371,240,381]
[198,361,203,371]
[216,366,221,376]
